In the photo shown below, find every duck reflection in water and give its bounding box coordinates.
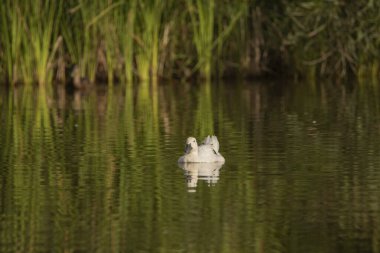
[178,162,224,192]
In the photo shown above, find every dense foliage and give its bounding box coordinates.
[0,0,379,85]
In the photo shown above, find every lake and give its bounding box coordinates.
[1,80,380,252]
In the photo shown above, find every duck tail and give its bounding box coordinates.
[211,135,220,153]
[202,135,220,153]
[202,135,211,145]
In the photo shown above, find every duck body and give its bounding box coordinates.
[178,135,225,163]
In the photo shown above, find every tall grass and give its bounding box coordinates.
[187,0,215,80]
[78,0,102,82]
[0,1,23,84]
[95,1,124,84]
[1,0,380,85]
[187,0,243,80]
[0,0,63,85]
[118,0,137,82]
[135,0,165,82]
[28,0,63,86]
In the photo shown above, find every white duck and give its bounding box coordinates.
[178,135,225,163]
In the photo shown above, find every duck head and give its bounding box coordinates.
[184,137,198,154]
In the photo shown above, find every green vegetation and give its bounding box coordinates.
[0,0,63,85]
[0,0,380,85]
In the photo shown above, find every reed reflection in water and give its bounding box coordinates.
[1,81,380,252]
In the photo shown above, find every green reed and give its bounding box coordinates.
[32,1,63,86]
[0,1,63,86]
[62,0,106,83]
[61,1,86,80]
[0,1,23,84]
[135,0,165,82]
[1,0,380,85]
[80,0,102,82]
[187,0,242,80]
[8,0,63,86]
[118,0,137,82]
[95,1,124,84]
[187,0,214,80]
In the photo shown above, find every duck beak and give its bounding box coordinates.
[184,143,192,153]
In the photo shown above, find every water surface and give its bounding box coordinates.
[1,81,380,252]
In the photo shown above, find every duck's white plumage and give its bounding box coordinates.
[178,135,225,163]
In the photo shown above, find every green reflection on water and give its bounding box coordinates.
[1,81,380,252]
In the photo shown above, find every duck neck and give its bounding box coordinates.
[189,148,198,157]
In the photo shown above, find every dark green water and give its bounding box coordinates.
[1,81,380,252]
